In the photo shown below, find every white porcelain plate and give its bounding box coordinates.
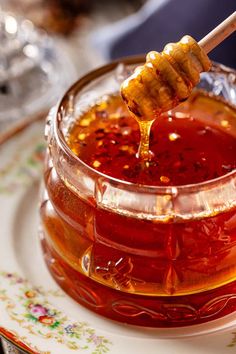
[0,120,236,354]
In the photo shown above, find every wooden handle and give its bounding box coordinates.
[199,11,236,54]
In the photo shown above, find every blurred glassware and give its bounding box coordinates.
[1,0,144,36]
[0,0,91,35]
[0,10,76,132]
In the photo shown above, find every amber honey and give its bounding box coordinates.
[67,93,236,185]
[40,66,236,327]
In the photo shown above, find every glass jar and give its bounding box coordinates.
[40,57,236,328]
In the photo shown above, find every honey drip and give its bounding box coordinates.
[137,119,154,161]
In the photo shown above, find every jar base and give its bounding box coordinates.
[40,234,236,328]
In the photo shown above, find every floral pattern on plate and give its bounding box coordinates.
[0,271,111,353]
[0,130,45,194]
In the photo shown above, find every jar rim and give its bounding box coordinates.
[54,56,236,194]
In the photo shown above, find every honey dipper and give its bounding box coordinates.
[121,11,236,121]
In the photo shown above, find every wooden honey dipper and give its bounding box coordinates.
[199,11,236,54]
[120,11,236,159]
[121,11,236,121]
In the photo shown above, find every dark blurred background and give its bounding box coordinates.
[1,0,145,35]
[108,0,236,68]
[2,0,235,68]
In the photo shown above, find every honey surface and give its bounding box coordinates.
[67,92,236,186]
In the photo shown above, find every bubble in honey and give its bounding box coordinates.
[93,160,101,168]
[168,132,180,141]
[78,133,87,140]
[120,145,129,151]
[109,113,122,119]
[98,101,108,110]
[79,118,91,127]
[121,126,131,135]
[220,120,229,128]
[167,112,173,122]
[174,112,190,119]
[119,145,135,154]
[160,176,170,184]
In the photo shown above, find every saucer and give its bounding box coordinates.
[0,120,235,354]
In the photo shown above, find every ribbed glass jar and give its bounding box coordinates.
[40,58,236,327]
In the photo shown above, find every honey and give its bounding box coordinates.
[67,93,236,186]
[40,62,236,327]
